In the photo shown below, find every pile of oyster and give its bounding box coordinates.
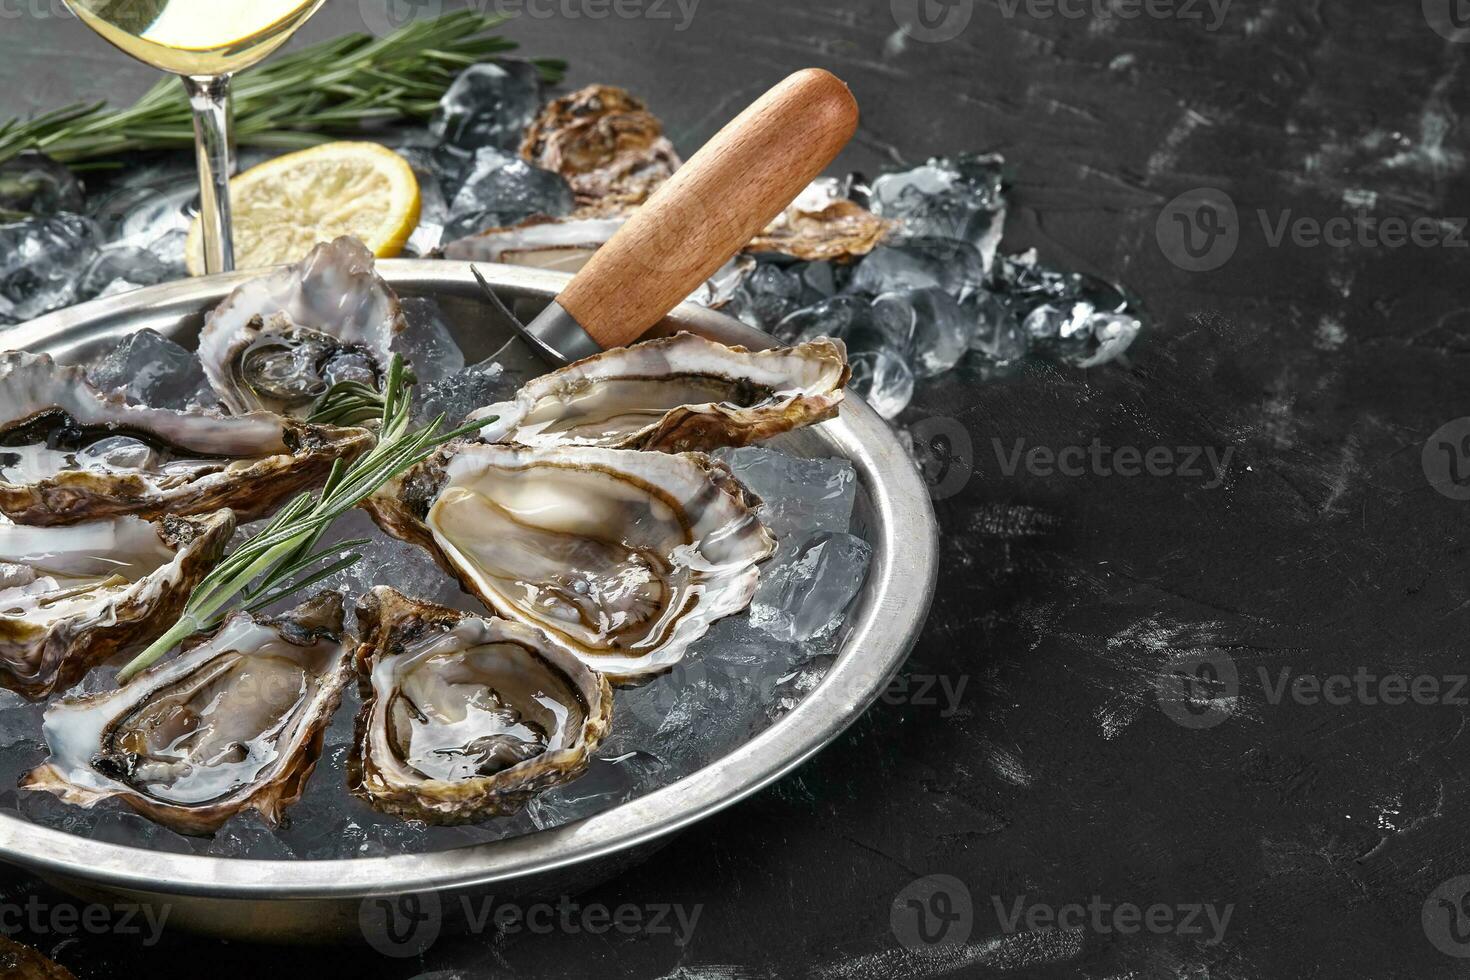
[3,236,851,837]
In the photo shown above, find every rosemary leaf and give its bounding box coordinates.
[116,355,496,684]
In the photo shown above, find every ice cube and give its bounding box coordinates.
[870,154,1006,270]
[964,290,1027,363]
[712,447,857,537]
[1021,302,1074,341]
[77,246,178,301]
[0,213,99,321]
[849,237,986,300]
[413,359,521,427]
[0,688,44,750]
[313,511,472,614]
[0,152,83,218]
[443,148,574,241]
[393,145,452,256]
[395,297,466,385]
[894,287,976,378]
[429,61,543,152]
[750,532,872,643]
[88,166,197,251]
[791,260,842,302]
[766,653,837,722]
[76,436,155,472]
[1065,311,1143,368]
[524,751,667,831]
[774,294,905,356]
[86,328,222,411]
[731,263,803,331]
[772,294,859,345]
[848,349,915,419]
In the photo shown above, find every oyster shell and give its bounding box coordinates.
[349,587,613,823]
[366,443,776,682]
[520,84,682,212]
[0,510,233,699]
[467,333,849,453]
[197,236,406,417]
[0,351,372,526]
[746,178,893,262]
[21,593,352,835]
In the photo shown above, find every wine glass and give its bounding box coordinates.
[61,0,330,274]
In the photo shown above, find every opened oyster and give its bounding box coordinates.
[467,333,849,452]
[349,587,613,823]
[0,351,372,526]
[22,593,352,835]
[0,510,233,699]
[198,236,405,417]
[366,443,776,682]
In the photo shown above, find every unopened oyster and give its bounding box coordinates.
[746,178,893,262]
[520,84,682,213]
[366,444,776,682]
[349,587,613,823]
[22,593,352,835]
[0,510,233,699]
[198,236,405,417]
[467,333,849,452]
[0,351,372,526]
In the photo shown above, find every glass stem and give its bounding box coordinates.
[181,74,236,274]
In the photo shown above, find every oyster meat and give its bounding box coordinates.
[350,587,613,823]
[366,443,776,682]
[0,351,372,526]
[0,510,233,699]
[197,236,405,417]
[22,593,352,835]
[468,333,849,453]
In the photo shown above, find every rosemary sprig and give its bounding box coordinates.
[0,11,568,168]
[116,355,494,684]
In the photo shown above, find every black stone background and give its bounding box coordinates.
[4,0,1470,976]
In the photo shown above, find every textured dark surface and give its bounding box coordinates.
[2,0,1469,977]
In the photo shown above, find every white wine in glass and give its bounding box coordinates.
[62,0,329,273]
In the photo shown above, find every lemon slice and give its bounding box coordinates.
[186,141,420,274]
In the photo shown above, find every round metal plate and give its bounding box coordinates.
[0,260,938,941]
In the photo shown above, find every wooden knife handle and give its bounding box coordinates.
[556,68,859,349]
